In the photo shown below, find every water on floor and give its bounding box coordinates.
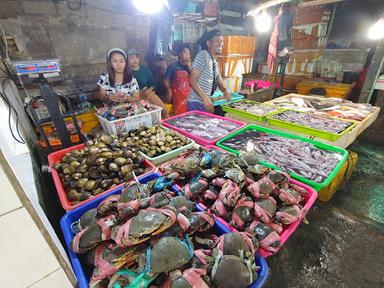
[264,116,384,288]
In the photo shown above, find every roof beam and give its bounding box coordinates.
[248,0,345,16]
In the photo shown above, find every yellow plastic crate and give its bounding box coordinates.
[64,109,100,133]
[318,150,358,201]
[164,103,175,117]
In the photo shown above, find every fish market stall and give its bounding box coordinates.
[223,94,380,149]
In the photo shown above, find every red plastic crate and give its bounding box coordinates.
[47,143,156,211]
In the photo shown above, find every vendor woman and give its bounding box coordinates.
[98,48,141,103]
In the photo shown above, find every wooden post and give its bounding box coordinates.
[359,40,384,103]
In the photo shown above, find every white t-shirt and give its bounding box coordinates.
[97,72,140,97]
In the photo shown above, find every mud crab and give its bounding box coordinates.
[113,207,177,247]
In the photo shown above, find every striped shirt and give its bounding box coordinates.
[188,50,221,103]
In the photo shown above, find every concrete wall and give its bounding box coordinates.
[0,0,151,94]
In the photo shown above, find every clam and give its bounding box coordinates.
[93,188,104,195]
[100,135,112,145]
[100,151,113,158]
[77,178,89,188]
[72,173,83,180]
[101,179,113,189]
[70,161,81,169]
[63,166,74,175]
[70,149,81,157]
[78,164,88,174]
[53,163,63,173]
[88,170,101,180]
[88,146,99,154]
[85,180,96,191]
[121,164,134,176]
[95,158,106,166]
[109,163,120,172]
[114,157,127,166]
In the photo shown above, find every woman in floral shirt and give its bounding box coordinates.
[97,48,141,103]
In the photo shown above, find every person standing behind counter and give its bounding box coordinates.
[127,48,169,118]
[187,29,230,113]
[98,48,141,103]
[164,44,192,115]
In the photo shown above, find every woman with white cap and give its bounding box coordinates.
[97,48,141,103]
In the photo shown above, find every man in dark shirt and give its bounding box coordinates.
[164,44,192,114]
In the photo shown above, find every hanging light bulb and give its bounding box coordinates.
[255,10,272,33]
[368,18,384,40]
[133,0,165,14]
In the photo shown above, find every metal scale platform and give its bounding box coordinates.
[13,59,85,153]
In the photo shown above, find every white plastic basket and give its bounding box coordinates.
[96,108,162,135]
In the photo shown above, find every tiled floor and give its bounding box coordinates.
[0,164,22,216]
[0,165,73,288]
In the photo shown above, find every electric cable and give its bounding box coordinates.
[0,78,26,144]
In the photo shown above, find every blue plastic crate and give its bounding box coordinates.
[60,172,268,288]
[212,91,245,106]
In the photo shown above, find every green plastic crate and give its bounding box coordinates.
[266,109,357,142]
[216,124,349,191]
[222,100,284,122]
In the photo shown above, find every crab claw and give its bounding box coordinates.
[276,188,301,205]
[247,177,275,199]
[97,195,120,217]
[211,199,227,217]
[232,197,254,230]
[216,231,257,256]
[153,176,174,193]
[212,177,227,188]
[219,180,241,207]
[275,205,302,225]
[183,179,209,199]
[254,197,277,224]
[188,211,215,234]
[248,221,281,253]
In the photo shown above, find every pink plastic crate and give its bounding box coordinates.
[161,110,246,146]
[159,145,318,258]
[47,144,156,211]
[245,80,275,89]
